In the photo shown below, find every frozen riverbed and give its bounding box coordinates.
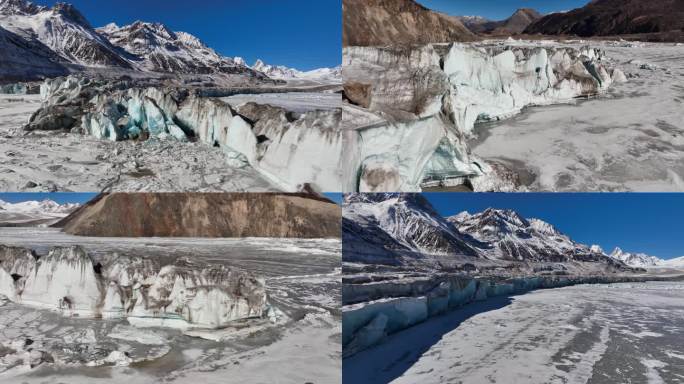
[0,95,277,192]
[221,92,341,114]
[0,228,341,383]
[472,41,684,192]
[345,281,684,384]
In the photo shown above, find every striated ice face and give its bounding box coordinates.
[0,244,268,328]
[343,42,625,192]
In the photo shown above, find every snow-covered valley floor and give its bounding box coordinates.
[0,94,278,192]
[0,228,342,383]
[344,281,684,384]
[472,41,684,192]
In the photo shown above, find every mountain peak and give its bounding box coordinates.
[0,0,44,15]
[51,2,90,27]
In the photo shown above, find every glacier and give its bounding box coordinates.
[25,76,343,192]
[342,273,680,356]
[343,42,626,192]
[0,244,267,328]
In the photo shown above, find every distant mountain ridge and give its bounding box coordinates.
[524,0,684,39]
[458,8,542,35]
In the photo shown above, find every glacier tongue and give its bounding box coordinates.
[26,76,344,191]
[343,42,625,191]
[0,244,268,329]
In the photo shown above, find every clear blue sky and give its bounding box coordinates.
[417,0,589,20]
[0,192,96,205]
[424,193,684,260]
[33,0,341,71]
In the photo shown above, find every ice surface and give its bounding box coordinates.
[350,282,684,384]
[471,40,684,191]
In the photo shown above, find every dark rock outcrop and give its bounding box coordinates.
[524,0,684,38]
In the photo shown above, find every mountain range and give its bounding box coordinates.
[458,8,542,35]
[0,198,80,226]
[343,194,677,272]
[524,0,684,40]
[0,0,338,83]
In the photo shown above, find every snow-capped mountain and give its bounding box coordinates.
[0,198,80,226]
[344,194,631,270]
[0,0,319,82]
[247,58,341,83]
[0,199,80,215]
[343,193,478,264]
[96,21,259,76]
[0,0,131,68]
[609,247,664,267]
[449,209,607,263]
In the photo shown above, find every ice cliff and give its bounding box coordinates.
[343,43,627,191]
[0,245,268,329]
[25,76,343,192]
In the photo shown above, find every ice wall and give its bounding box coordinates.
[0,245,267,329]
[343,43,627,192]
[29,76,344,192]
[342,274,655,356]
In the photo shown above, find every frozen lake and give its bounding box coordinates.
[345,281,684,384]
[472,41,684,192]
[0,228,342,383]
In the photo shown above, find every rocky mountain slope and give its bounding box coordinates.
[55,193,341,238]
[459,8,542,35]
[524,0,684,39]
[343,193,631,272]
[342,0,476,46]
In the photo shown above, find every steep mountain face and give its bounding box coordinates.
[343,194,630,270]
[56,193,341,238]
[609,247,663,267]
[0,0,326,82]
[343,193,479,264]
[342,0,476,47]
[0,0,131,68]
[459,8,542,35]
[96,22,260,76]
[449,209,612,263]
[524,0,684,38]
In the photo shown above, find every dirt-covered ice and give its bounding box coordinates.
[345,281,684,384]
[0,94,278,192]
[0,228,341,383]
[472,41,684,192]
